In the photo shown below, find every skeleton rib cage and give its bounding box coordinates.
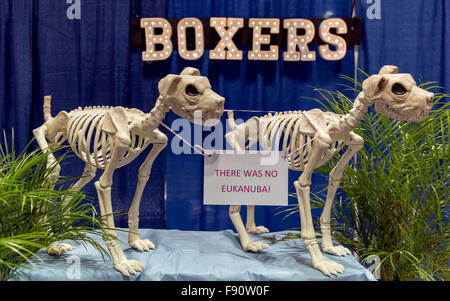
[65,107,152,169]
[253,111,346,171]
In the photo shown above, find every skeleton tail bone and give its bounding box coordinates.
[225,111,241,149]
[42,95,67,145]
[43,95,53,121]
[227,110,238,130]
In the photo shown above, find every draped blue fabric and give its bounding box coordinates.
[0,0,448,232]
[10,229,376,281]
[357,0,450,91]
[163,0,355,232]
[0,0,168,229]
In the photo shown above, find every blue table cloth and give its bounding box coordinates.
[10,229,375,281]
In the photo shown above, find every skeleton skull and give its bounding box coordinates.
[362,65,434,122]
[158,67,225,126]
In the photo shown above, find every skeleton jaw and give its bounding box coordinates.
[177,105,224,126]
[198,109,224,126]
[375,102,431,122]
[203,115,222,126]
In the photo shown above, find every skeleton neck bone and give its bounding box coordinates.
[144,96,170,130]
[335,92,372,133]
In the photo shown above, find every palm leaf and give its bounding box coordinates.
[0,131,119,281]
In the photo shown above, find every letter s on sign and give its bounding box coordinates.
[318,18,347,61]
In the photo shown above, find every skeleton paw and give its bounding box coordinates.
[129,239,155,252]
[322,245,351,256]
[114,259,144,276]
[246,226,269,234]
[47,242,74,256]
[314,260,345,277]
[243,241,269,252]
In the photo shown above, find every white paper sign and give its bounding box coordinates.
[203,150,288,206]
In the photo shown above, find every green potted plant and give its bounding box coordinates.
[0,132,111,281]
[279,71,449,281]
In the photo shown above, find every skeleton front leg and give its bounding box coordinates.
[128,130,168,251]
[295,137,344,276]
[95,138,144,276]
[229,205,269,252]
[320,133,363,256]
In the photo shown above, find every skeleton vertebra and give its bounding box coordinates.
[225,65,433,276]
[33,67,225,276]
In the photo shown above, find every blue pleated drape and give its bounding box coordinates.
[163,0,355,232]
[357,0,450,91]
[0,0,448,231]
[0,0,168,229]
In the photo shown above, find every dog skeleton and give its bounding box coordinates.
[33,67,224,276]
[225,65,433,276]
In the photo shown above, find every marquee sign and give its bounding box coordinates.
[130,17,361,62]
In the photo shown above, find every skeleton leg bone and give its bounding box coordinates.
[48,163,98,255]
[245,205,269,234]
[295,137,344,276]
[225,119,269,250]
[320,133,363,256]
[32,126,61,183]
[62,163,97,208]
[95,138,144,276]
[72,163,97,191]
[229,205,269,252]
[128,130,167,251]
[33,126,73,256]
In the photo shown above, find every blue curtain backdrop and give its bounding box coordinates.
[0,0,448,232]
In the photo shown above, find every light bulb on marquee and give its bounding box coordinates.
[248,18,280,61]
[318,18,347,61]
[283,19,316,61]
[209,17,244,60]
[141,18,173,62]
[177,18,204,60]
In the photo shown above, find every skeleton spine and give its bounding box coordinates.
[337,92,369,133]
[145,96,170,130]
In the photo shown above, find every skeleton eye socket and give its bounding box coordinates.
[392,83,407,95]
[186,85,200,97]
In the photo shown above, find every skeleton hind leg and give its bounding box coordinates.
[32,126,74,255]
[229,205,269,252]
[225,120,268,250]
[48,163,98,255]
[245,206,269,234]
[62,163,97,207]
[32,126,61,183]
[245,124,269,234]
